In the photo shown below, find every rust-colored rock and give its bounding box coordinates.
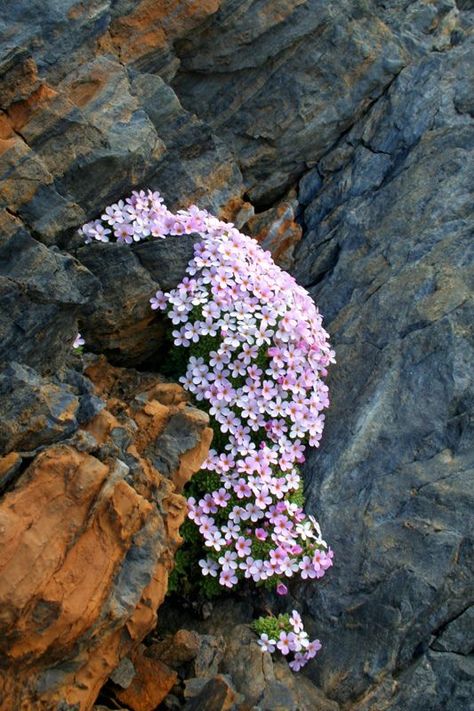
[106,0,222,77]
[114,647,177,711]
[0,358,211,711]
[246,189,302,270]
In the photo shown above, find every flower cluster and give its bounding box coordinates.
[148,201,335,593]
[79,189,205,244]
[80,189,335,671]
[254,610,322,672]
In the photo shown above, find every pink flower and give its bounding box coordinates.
[239,557,255,578]
[219,569,238,588]
[234,479,252,499]
[73,333,85,349]
[289,653,307,672]
[305,639,322,659]
[235,536,252,558]
[199,559,218,577]
[276,631,292,655]
[276,582,288,596]
[218,550,238,571]
[289,611,303,633]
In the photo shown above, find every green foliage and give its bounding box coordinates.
[252,613,291,640]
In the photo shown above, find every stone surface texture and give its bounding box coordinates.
[0,357,212,710]
[0,0,473,709]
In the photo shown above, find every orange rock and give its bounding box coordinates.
[0,358,211,711]
[106,0,222,67]
[114,649,178,711]
[7,83,58,132]
[0,53,40,109]
[219,196,255,228]
[246,189,302,270]
[0,452,20,480]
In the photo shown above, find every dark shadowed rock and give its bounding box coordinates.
[77,243,165,366]
[431,606,474,655]
[147,629,201,669]
[76,236,202,365]
[133,235,199,291]
[0,213,98,373]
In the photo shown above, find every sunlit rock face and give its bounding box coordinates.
[0,0,472,708]
[0,357,212,710]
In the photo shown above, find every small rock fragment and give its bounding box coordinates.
[183,675,237,711]
[109,656,136,689]
[148,629,201,668]
[114,650,177,711]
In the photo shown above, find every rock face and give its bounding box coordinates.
[147,601,340,711]
[0,0,473,709]
[0,357,212,710]
[292,22,474,710]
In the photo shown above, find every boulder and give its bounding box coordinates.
[0,358,212,710]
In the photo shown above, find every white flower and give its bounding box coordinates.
[258,634,276,653]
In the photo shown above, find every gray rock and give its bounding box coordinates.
[221,624,274,707]
[133,235,199,292]
[260,681,296,711]
[354,651,474,711]
[272,662,340,711]
[184,676,212,699]
[292,32,474,709]
[0,2,472,708]
[0,362,79,455]
[76,242,165,366]
[150,410,207,480]
[109,656,136,690]
[172,0,407,204]
[0,217,98,374]
[193,634,226,678]
[183,674,237,711]
[431,606,474,655]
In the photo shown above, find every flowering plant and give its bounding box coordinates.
[253,610,322,671]
[80,189,335,670]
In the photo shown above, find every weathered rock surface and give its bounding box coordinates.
[293,19,474,710]
[76,235,198,364]
[0,212,99,373]
[0,358,212,710]
[246,190,302,271]
[1,0,473,709]
[113,646,178,711]
[0,361,83,455]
